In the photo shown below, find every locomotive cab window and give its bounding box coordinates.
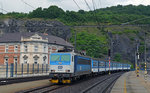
[51,55,60,61]
[61,55,70,61]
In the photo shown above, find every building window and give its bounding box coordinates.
[24,59,27,64]
[14,58,17,64]
[34,45,38,52]
[24,45,28,52]
[43,45,46,52]
[43,56,47,64]
[34,58,38,64]
[5,45,8,53]
[4,58,8,65]
[23,55,28,64]
[14,45,18,52]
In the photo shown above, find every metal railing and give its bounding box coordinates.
[0,63,49,78]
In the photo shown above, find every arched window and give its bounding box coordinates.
[33,55,39,64]
[23,55,28,64]
[43,56,47,64]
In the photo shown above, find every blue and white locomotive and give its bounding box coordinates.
[49,52,131,83]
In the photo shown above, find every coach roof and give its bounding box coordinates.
[0,32,73,47]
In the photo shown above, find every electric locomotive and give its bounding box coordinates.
[49,51,91,83]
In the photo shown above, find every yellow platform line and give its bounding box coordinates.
[124,79,127,93]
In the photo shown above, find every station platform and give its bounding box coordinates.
[111,71,150,93]
[0,79,50,93]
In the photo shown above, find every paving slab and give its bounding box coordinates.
[111,71,150,93]
[0,79,51,93]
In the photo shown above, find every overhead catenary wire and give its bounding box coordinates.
[72,0,81,10]
[0,8,8,13]
[92,0,101,28]
[21,0,35,9]
[98,0,102,8]
[84,0,92,11]
[121,17,150,25]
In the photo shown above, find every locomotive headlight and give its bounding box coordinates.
[65,70,70,72]
[51,70,55,72]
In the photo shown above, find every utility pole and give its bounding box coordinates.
[135,40,139,71]
[108,31,113,75]
[135,40,140,77]
[144,29,147,78]
[108,49,111,75]
[75,30,77,50]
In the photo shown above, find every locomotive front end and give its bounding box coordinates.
[49,53,74,83]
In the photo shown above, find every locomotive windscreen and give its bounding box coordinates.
[50,53,71,65]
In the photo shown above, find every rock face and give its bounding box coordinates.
[0,18,71,40]
[110,29,150,66]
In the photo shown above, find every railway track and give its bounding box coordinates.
[81,72,123,93]
[0,75,49,86]
[17,84,66,93]
[17,72,124,93]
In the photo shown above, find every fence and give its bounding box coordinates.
[0,63,49,78]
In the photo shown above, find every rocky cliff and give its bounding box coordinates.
[0,18,71,40]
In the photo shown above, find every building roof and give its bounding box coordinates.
[0,32,73,47]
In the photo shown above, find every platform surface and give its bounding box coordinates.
[0,79,51,93]
[111,71,150,93]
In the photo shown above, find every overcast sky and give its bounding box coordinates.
[0,0,149,13]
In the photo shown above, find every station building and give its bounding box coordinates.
[0,32,73,65]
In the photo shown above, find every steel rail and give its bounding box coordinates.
[81,72,123,93]
[0,75,49,86]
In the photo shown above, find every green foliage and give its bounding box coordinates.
[113,53,121,62]
[70,31,108,58]
[140,63,145,69]
[1,5,150,25]
[111,28,139,35]
[139,46,145,53]
[28,6,65,19]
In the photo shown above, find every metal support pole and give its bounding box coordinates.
[10,63,14,77]
[32,64,34,74]
[75,30,77,50]
[21,63,23,77]
[42,64,43,73]
[27,64,29,75]
[109,56,111,74]
[15,63,17,77]
[144,31,147,78]
[46,64,48,73]
[6,62,8,78]
[38,64,39,73]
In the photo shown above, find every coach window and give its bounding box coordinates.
[93,62,97,66]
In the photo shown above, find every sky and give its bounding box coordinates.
[0,0,149,13]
